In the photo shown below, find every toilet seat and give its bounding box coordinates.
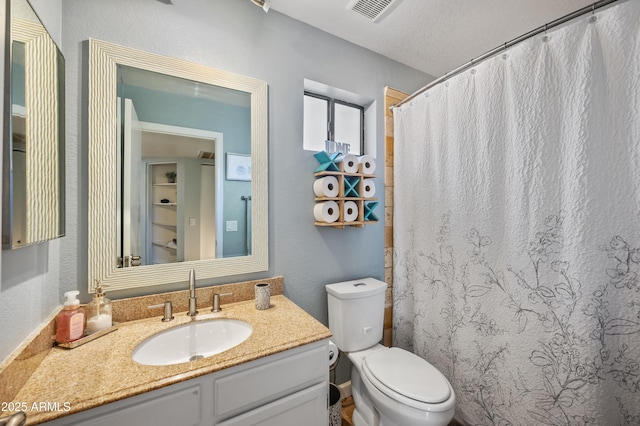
[362,347,452,411]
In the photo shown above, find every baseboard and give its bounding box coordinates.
[338,380,352,399]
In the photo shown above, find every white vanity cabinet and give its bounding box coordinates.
[42,341,330,426]
[216,383,327,426]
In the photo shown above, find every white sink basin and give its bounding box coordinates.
[132,319,252,366]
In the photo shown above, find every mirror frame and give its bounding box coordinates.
[88,39,268,292]
[2,0,65,249]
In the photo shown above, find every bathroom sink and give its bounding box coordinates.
[132,319,252,366]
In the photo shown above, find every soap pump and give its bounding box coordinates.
[86,280,112,335]
[55,291,86,343]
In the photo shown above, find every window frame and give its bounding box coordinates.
[304,91,365,155]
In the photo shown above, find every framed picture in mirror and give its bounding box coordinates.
[226,153,252,181]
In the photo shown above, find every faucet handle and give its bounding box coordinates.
[0,411,27,426]
[148,301,174,322]
[212,292,233,313]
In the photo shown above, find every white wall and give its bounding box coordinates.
[1,0,432,363]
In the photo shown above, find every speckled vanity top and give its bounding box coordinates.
[3,290,331,425]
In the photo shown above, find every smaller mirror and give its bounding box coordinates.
[2,0,65,249]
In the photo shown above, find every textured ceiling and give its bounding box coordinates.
[268,0,597,77]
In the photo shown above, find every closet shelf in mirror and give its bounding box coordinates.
[153,183,177,187]
[152,222,177,229]
[152,242,177,250]
[153,202,177,207]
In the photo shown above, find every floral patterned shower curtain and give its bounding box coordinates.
[392,2,640,425]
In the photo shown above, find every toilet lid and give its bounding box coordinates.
[363,347,451,404]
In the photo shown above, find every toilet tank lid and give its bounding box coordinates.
[326,277,387,299]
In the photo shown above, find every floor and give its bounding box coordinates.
[341,396,355,426]
[341,397,464,426]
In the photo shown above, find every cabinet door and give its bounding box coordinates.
[80,385,201,426]
[217,383,327,426]
[122,99,142,260]
[214,344,327,417]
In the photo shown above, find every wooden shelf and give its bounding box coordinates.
[314,197,378,202]
[314,170,376,178]
[314,220,378,229]
[313,160,379,228]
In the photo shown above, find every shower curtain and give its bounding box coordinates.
[392,2,640,425]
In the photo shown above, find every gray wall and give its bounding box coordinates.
[1,0,432,363]
[0,0,62,364]
[28,0,61,47]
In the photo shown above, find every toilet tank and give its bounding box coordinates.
[326,278,387,352]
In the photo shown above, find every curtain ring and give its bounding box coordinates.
[589,4,598,23]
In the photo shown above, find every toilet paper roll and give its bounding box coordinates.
[362,179,376,198]
[313,176,339,198]
[358,155,376,175]
[343,201,358,222]
[328,340,339,368]
[314,201,340,223]
[338,154,359,173]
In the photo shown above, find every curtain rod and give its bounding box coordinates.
[392,0,622,109]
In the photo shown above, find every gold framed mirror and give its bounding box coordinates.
[88,39,268,292]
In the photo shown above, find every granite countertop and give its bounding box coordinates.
[11,295,331,425]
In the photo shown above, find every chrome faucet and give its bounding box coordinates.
[188,269,198,317]
[0,412,27,426]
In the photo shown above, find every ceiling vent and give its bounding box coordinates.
[197,151,215,160]
[347,0,402,23]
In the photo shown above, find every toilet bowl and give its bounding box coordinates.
[326,278,455,426]
[349,345,455,426]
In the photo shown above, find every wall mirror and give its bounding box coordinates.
[88,39,268,292]
[2,0,65,249]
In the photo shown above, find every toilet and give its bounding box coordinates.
[326,278,455,426]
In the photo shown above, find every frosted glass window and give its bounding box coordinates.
[334,103,362,155]
[303,95,328,152]
[303,92,364,155]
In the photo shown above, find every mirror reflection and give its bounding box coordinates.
[116,66,252,266]
[2,0,65,249]
[88,39,268,291]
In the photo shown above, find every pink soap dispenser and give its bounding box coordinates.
[55,291,86,343]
